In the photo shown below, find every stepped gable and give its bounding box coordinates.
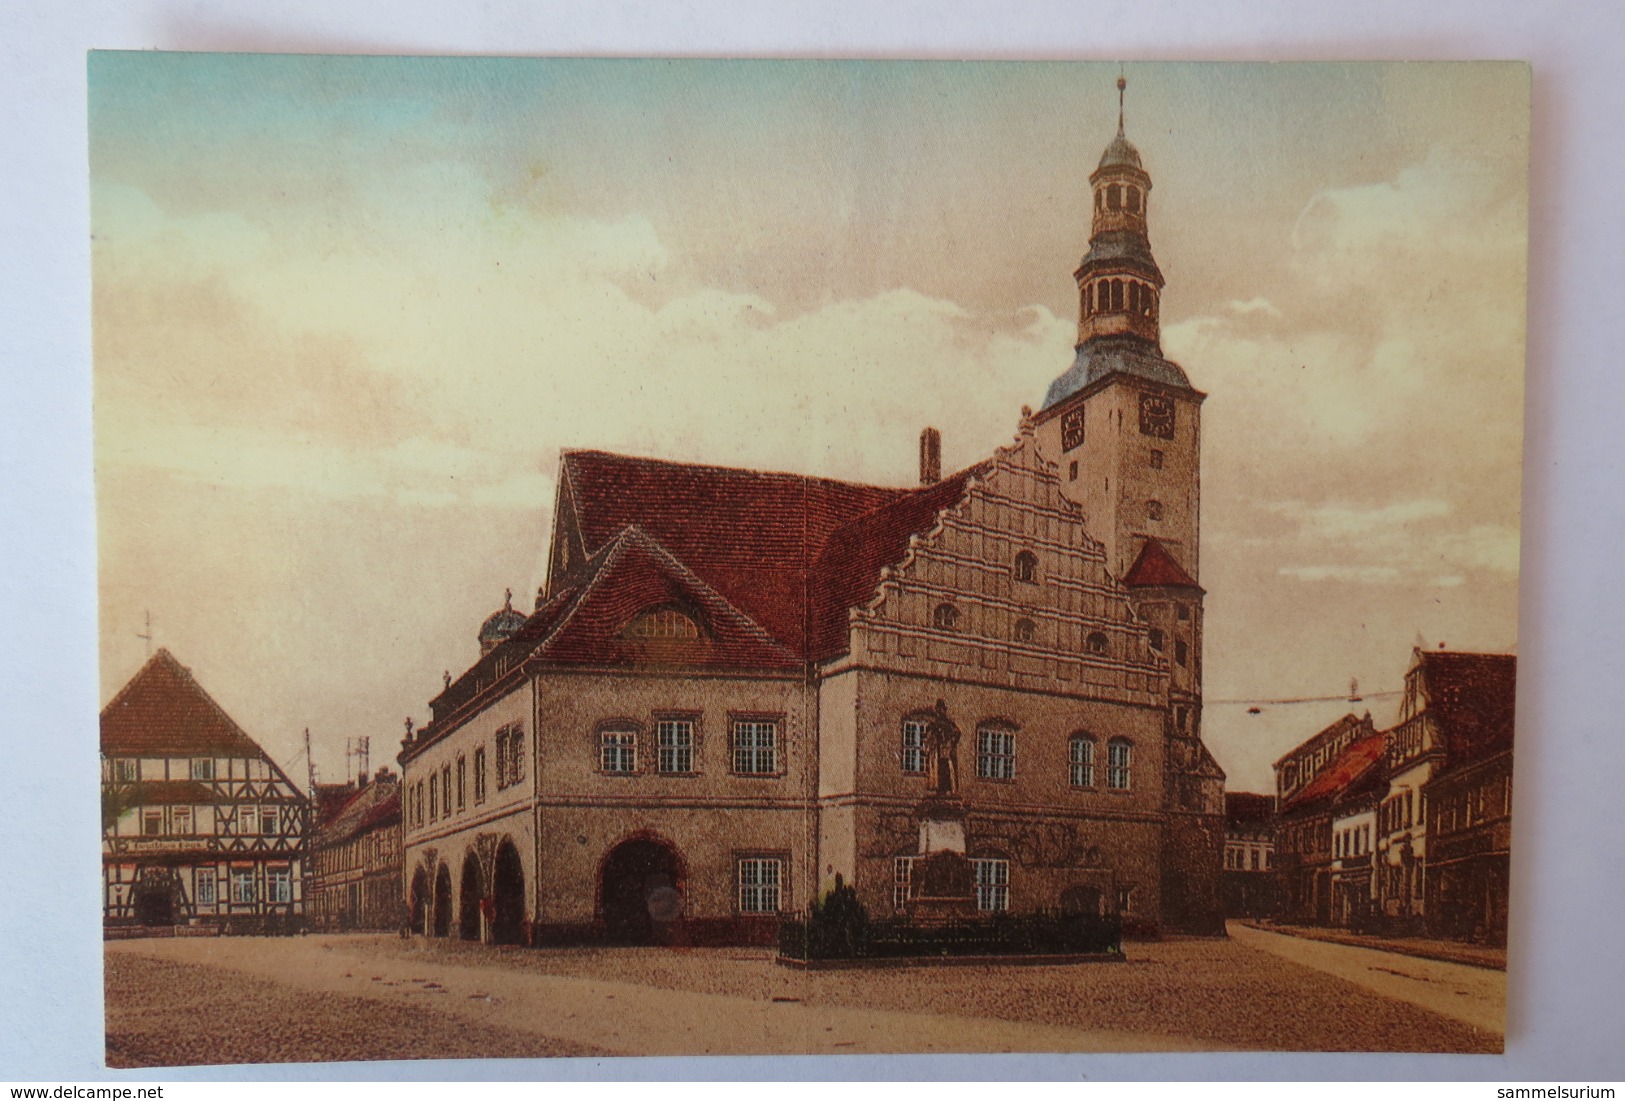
[1282,731,1386,811]
[1122,536,1201,590]
[1421,651,1517,764]
[809,462,987,662]
[101,648,266,758]
[537,526,802,672]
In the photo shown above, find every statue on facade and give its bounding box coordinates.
[923,698,962,797]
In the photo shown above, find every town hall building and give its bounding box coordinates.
[399,85,1227,944]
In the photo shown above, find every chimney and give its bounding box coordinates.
[919,427,942,485]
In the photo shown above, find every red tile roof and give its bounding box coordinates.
[1420,651,1517,767]
[312,781,400,849]
[1122,537,1201,590]
[1282,731,1386,812]
[101,649,270,759]
[809,464,987,660]
[560,450,990,662]
[537,527,803,672]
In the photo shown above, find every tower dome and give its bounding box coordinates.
[1097,130,1143,171]
[478,589,528,654]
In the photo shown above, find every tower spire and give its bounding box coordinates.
[1117,73,1126,136]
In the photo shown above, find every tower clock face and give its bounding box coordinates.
[1139,393,1176,440]
[1061,407,1085,452]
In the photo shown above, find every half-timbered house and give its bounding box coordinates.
[309,769,403,931]
[101,648,307,932]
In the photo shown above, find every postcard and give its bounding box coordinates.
[92,56,1526,1065]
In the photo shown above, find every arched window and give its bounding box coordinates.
[1108,184,1122,211]
[1130,282,1141,313]
[1086,631,1110,656]
[1095,189,1104,211]
[1013,618,1037,643]
[1108,738,1133,790]
[1014,550,1038,583]
[1147,499,1164,522]
[624,605,701,640]
[1111,280,1124,311]
[933,603,960,631]
[1126,186,1141,213]
[1070,735,1096,787]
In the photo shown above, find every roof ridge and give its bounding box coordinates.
[563,448,906,496]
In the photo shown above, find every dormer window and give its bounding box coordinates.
[933,603,961,631]
[1014,618,1037,643]
[1086,631,1110,656]
[624,605,701,640]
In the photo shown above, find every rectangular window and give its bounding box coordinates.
[261,806,278,835]
[267,868,292,904]
[732,719,779,775]
[657,719,694,774]
[893,856,915,912]
[494,731,509,790]
[195,870,216,906]
[977,729,1016,780]
[1149,449,1165,469]
[456,756,466,810]
[1108,740,1133,790]
[901,719,927,775]
[429,778,438,820]
[230,869,256,904]
[1117,886,1134,914]
[738,857,783,913]
[240,805,259,835]
[414,782,424,825]
[142,810,163,836]
[473,748,486,803]
[1070,738,1095,787]
[1175,640,1189,666]
[973,858,1009,912]
[442,766,452,814]
[601,728,637,773]
[189,758,215,781]
[115,758,139,782]
[508,728,526,786]
[172,807,192,836]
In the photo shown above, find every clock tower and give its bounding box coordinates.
[1033,77,1206,592]
[1032,79,1223,933]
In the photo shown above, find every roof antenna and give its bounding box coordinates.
[1117,70,1127,136]
[136,610,154,658]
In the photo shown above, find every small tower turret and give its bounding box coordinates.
[1075,77,1165,348]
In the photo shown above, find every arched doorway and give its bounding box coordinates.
[459,852,485,942]
[132,865,179,925]
[433,863,453,937]
[409,868,429,935]
[599,837,684,945]
[491,839,525,945]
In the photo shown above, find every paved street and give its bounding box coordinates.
[105,930,1504,1067]
[1228,922,1506,1036]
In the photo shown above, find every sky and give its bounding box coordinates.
[90,56,1528,794]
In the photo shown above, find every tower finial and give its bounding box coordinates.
[1117,73,1127,136]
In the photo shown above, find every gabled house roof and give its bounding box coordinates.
[312,780,400,850]
[101,648,270,759]
[1122,536,1201,590]
[1281,731,1386,813]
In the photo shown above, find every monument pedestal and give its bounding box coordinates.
[907,796,978,925]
